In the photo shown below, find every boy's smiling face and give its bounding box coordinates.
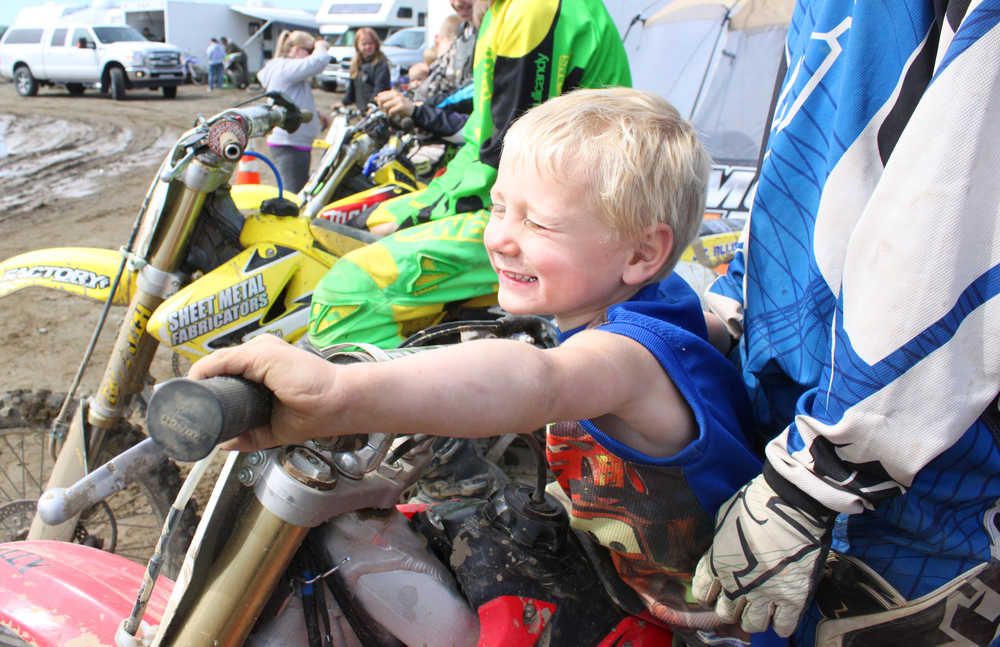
[485,154,646,330]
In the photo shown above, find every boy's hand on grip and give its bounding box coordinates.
[692,470,834,637]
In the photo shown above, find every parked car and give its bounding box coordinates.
[0,23,185,99]
[318,26,426,93]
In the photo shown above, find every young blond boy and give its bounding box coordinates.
[190,87,761,632]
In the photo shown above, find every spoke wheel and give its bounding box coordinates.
[0,389,197,578]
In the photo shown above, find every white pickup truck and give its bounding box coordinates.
[0,23,185,100]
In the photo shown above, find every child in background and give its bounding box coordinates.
[405,62,430,90]
[190,88,761,637]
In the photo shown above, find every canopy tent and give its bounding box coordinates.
[618,0,794,165]
[604,0,796,276]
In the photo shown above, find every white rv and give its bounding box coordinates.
[316,0,427,38]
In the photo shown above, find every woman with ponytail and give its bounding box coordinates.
[257,30,330,193]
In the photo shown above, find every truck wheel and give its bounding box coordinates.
[109,67,126,100]
[0,389,199,579]
[162,85,177,98]
[13,66,38,97]
[66,83,85,96]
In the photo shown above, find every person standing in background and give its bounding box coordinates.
[339,27,391,109]
[412,10,474,108]
[220,36,248,88]
[256,31,331,193]
[205,37,225,91]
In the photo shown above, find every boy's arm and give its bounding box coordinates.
[188,331,691,455]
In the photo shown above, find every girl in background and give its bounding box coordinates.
[341,27,390,109]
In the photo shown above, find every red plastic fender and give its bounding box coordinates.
[475,596,557,647]
[0,541,173,647]
[395,502,428,519]
[595,613,675,646]
[316,184,405,224]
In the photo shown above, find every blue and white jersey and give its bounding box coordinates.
[709,0,1000,602]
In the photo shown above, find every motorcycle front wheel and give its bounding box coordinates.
[186,61,207,85]
[0,389,197,579]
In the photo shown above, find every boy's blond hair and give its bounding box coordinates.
[502,87,710,277]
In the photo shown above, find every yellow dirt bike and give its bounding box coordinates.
[0,94,466,576]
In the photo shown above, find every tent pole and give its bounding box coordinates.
[244,20,274,49]
[689,8,733,119]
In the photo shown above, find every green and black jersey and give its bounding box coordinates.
[386,0,631,228]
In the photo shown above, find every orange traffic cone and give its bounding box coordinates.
[233,139,264,185]
[233,153,262,185]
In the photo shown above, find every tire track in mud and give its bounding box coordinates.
[0,113,176,217]
[0,82,268,394]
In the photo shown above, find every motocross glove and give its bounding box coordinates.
[692,464,835,637]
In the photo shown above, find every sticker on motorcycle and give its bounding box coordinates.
[1,265,110,290]
[166,273,270,346]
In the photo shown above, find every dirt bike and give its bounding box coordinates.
[184,57,207,85]
[0,87,733,577]
[234,103,455,225]
[0,325,678,647]
[223,51,249,90]
[0,93,486,577]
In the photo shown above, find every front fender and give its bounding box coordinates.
[0,247,136,304]
[0,541,172,647]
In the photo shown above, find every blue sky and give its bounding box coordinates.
[1,1,320,27]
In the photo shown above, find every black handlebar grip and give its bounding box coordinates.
[146,376,273,461]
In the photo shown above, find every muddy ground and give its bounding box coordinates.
[0,80,340,396]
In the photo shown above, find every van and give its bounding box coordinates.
[0,23,185,100]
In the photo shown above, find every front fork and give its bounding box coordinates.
[28,178,212,542]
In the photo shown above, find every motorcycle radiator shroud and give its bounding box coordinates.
[146,215,338,360]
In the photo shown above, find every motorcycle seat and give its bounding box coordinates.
[309,217,379,257]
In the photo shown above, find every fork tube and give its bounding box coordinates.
[28,182,210,541]
[300,137,371,220]
[166,498,308,647]
[89,184,208,430]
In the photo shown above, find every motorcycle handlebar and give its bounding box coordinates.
[146,376,273,462]
[217,97,312,139]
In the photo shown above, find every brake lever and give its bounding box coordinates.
[36,437,168,526]
[333,432,396,479]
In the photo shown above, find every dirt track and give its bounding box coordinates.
[0,80,338,396]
